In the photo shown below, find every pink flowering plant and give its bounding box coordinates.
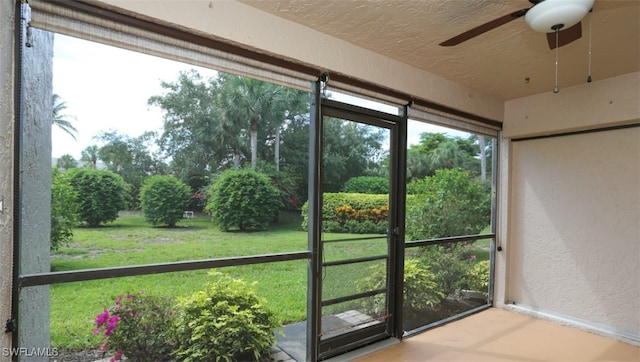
[93,291,177,362]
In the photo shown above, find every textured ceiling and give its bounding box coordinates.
[238,0,640,100]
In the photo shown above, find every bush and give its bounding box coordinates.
[406,169,490,240]
[342,176,389,194]
[173,270,280,362]
[357,259,443,317]
[93,292,177,362]
[69,169,129,227]
[205,169,281,231]
[186,186,209,212]
[301,193,390,233]
[466,260,490,298]
[51,168,79,251]
[140,175,191,227]
[418,243,480,299]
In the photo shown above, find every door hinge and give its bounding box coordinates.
[5,319,16,333]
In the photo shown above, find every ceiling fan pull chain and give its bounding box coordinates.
[553,28,560,93]
[587,9,593,83]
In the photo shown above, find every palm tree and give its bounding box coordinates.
[430,141,464,170]
[217,74,282,170]
[406,148,430,181]
[80,145,99,168]
[52,94,78,140]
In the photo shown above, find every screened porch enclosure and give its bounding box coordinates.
[14,15,498,360]
[8,1,636,362]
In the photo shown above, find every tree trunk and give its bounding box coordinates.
[250,116,259,170]
[275,126,280,172]
[233,153,241,168]
[479,136,487,182]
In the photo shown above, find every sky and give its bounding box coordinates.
[52,34,467,159]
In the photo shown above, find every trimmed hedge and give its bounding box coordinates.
[301,193,390,234]
[342,176,389,194]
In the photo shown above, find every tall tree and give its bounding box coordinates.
[216,74,285,170]
[322,118,387,192]
[150,70,309,186]
[95,131,167,208]
[55,154,78,171]
[412,132,482,177]
[149,70,229,186]
[52,94,78,140]
[406,148,430,182]
[80,145,99,169]
[97,131,131,173]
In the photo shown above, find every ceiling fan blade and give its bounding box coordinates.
[546,22,582,49]
[439,8,530,47]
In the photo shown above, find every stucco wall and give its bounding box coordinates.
[506,127,639,342]
[499,73,640,343]
[0,0,15,359]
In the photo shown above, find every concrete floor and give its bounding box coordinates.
[353,308,639,362]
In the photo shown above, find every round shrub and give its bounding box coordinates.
[69,169,129,227]
[342,176,389,194]
[205,169,281,231]
[51,168,78,251]
[173,270,280,362]
[140,175,191,227]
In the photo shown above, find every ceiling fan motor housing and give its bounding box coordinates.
[525,0,595,32]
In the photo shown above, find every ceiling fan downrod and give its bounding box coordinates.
[553,25,561,93]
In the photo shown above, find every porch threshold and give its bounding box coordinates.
[325,338,399,362]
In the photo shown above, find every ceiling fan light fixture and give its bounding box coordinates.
[525,0,594,32]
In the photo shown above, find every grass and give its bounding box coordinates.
[50,212,379,350]
[50,212,491,350]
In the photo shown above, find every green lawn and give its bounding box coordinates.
[50,212,383,350]
[50,212,491,350]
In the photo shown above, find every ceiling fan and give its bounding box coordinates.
[440,0,595,49]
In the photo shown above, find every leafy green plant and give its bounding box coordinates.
[342,176,389,194]
[68,169,129,227]
[140,175,192,227]
[205,169,282,231]
[466,260,490,298]
[357,258,443,317]
[173,270,280,362]
[406,168,490,240]
[419,243,479,299]
[93,292,177,362]
[51,168,78,251]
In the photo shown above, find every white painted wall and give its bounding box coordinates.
[500,74,640,344]
[507,128,639,342]
[0,0,14,360]
[504,72,640,138]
